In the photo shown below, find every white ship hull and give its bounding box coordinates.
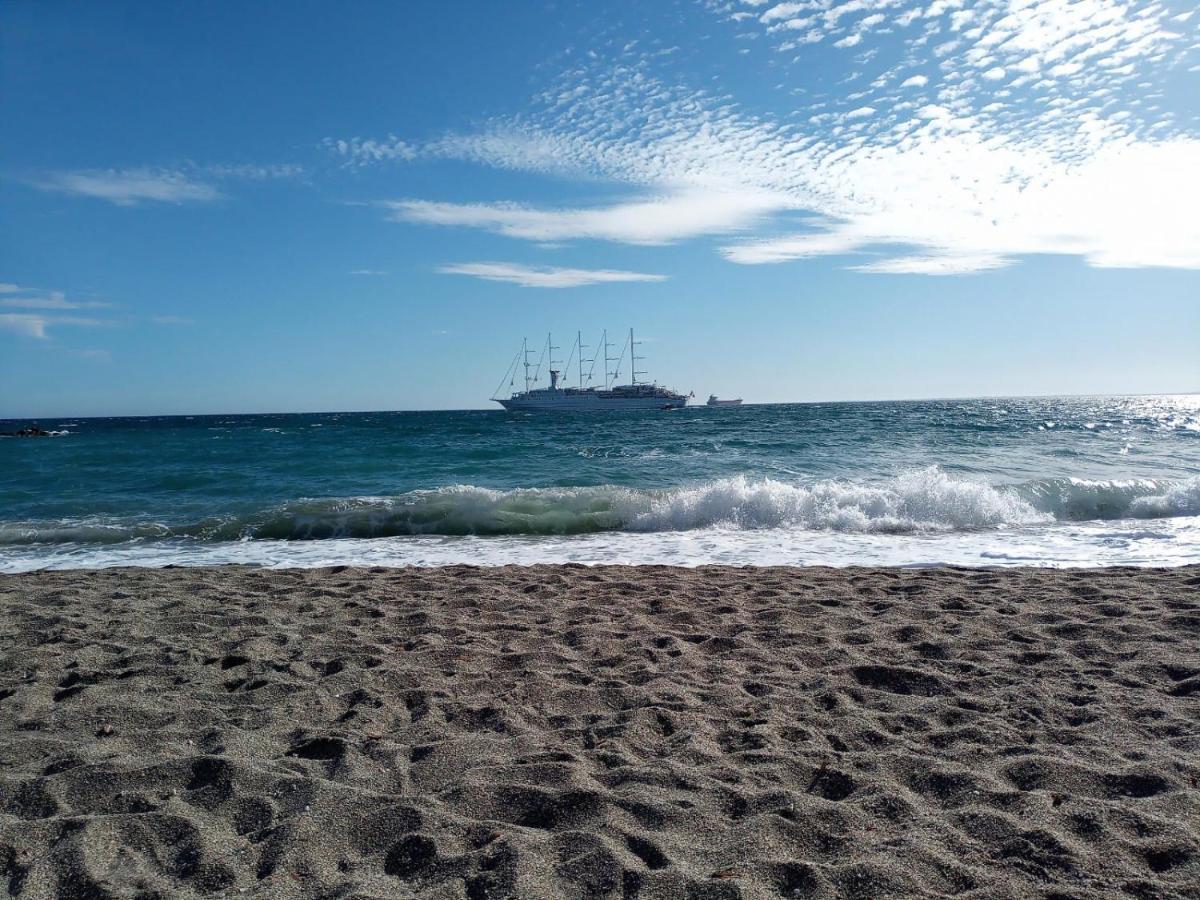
[494,330,688,412]
[497,390,688,412]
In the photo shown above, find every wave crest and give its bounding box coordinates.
[632,468,1046,533]
[1129,477,1200,518]
[2,470,1197,546]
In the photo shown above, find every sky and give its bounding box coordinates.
[1,0,1198,417]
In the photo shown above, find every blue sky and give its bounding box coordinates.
[2,0,1197,416]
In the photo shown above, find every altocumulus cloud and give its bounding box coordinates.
[437,262,668,289]
[334,0,1199,274]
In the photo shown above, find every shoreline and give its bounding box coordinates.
[2,565,1198,897]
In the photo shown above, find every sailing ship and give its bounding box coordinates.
[706,395,743,407]
[493,329,691,412]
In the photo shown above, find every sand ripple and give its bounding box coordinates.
[1,565,1198,898]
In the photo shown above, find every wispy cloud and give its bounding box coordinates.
[437,262,668,288]
[349,269,389,276]
[852,252,1013,275]
[1,282,204,338]
[34,162,304,206]
[391,188,785,245]
[0,288,110,310]
[0,283,125,340]
[37,168,221,205]
[0,314,50,339]
[0,313,107,339]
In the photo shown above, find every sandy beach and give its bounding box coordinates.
[1,565,1198,898]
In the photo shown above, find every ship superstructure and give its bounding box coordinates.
[707,395,743,407]
[493,329,690,412]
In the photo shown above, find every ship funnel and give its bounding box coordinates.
[550,369,560,389]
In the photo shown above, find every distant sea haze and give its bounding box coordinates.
[2,396,1198,570]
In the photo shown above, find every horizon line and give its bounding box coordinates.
[3,389,1198,421]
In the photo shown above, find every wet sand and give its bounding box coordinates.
[1,565,1198,898]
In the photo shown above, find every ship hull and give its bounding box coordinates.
[496,392,688,412]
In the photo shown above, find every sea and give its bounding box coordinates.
[2,395,1199,572]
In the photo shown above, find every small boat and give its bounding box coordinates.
[706,395,743,408]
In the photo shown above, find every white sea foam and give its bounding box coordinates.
[5,470,1200,550]
[628,468,1048,533]
[3,515,1197,572]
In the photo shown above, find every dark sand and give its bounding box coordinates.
[1,566,1198,899]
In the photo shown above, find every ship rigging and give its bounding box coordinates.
[492,329,691,412]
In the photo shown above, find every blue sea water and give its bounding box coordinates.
[2,396,1199,570]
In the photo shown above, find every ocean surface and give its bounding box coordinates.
[2,396,1199,571]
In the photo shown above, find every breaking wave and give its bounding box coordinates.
[2,469,1198,546]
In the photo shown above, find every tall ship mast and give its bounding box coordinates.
[492,329,691,412]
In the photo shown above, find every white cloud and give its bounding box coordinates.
[0,313,49,338]
[852,252,1012,274]
[925,0,964,18]
[37,168,220,205]
[436,262,668,289]
[0,313,106,339]
[323,136,416,167]
[1049,61,1083,77]
[0,291,109,310]
[391,188,786,245]
[334,0,1199,276]
[349,269,389,276]
[770,15,815,31]
[760,3,808,24]
[0,284,118,336]
[719,136,1200,271]
[203,163,304,180]
[722,227,869,264]
[834,34,863,48]
[402,95,1200,270]
[34,161,301,206]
